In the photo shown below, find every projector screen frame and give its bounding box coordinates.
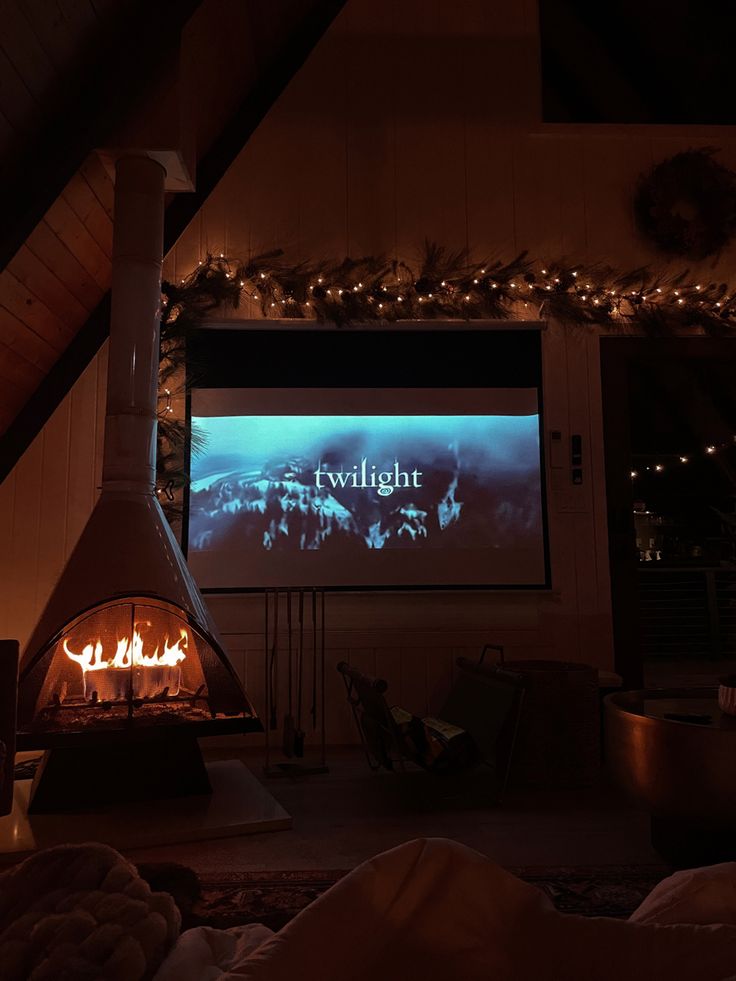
[182,322,551,593]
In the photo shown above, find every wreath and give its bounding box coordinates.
[634,148,736,260]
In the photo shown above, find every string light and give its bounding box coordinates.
[180,252,736,329]
[631,440,734,479]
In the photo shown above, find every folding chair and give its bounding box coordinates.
[439,645,525,800]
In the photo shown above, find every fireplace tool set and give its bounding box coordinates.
[263,589,328,776]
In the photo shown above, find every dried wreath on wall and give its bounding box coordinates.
[634,148,736,260]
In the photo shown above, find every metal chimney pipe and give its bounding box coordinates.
[102,155,166,494]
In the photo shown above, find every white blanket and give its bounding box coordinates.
[155,838,736,981]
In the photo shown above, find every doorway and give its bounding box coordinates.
[601,338,736,688]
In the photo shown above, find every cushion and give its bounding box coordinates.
[630,861,736,926]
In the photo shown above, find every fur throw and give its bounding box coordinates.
[0,842,180,981]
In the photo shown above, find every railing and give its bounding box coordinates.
[638,567,736,658]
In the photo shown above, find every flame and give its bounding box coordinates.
[63,625,188,674]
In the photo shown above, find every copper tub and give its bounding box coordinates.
[605,689,736,826]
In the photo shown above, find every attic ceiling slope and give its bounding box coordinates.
[0,0,201,274]
[0,0,348,484]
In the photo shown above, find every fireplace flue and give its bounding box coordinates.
[17,156,260,811]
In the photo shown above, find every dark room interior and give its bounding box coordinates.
[2,2,736,978]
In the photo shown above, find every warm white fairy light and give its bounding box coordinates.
[185,253,736,337]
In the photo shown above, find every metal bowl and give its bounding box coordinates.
[605,688,736,825]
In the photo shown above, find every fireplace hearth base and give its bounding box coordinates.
[28,735,212,814]
[0,758,292,861]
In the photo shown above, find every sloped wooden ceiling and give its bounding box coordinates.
[0,0,346,479]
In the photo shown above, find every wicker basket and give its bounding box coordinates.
[505,660,600,789]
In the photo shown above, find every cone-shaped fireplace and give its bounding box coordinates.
[17,156,260,811]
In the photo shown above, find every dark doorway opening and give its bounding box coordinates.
[601,338,736,688]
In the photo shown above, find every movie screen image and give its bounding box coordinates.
[187,388,547,589]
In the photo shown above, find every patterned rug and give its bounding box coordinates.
[181,865,669,931]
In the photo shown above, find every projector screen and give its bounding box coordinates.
[187,386,547,589]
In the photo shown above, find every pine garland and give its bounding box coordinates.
[156,263,243,520]
[155,243,736,517]
[182,242,736,335]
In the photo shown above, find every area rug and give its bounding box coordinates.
[184,865,669,931]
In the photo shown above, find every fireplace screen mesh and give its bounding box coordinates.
[19,598,251,735]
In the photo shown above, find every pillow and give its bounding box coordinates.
[630,862,736,926]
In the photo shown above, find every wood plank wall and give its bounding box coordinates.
[0,153,113,433]
[0,342,108,651]
[3,0,736,746]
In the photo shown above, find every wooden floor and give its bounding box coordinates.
[126,747,661,875]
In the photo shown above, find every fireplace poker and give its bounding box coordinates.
[269,589,279,730]
[294,590,305,758]
[311,587,318,729]
[264,589,270,769]
[283,590,296,758]
[321,589,326,766]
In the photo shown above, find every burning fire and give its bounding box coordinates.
[63,626,188,673]
[62,623,188,701]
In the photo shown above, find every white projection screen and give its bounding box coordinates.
[185,328,549,590]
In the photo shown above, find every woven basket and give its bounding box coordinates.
[505,660,600,789]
